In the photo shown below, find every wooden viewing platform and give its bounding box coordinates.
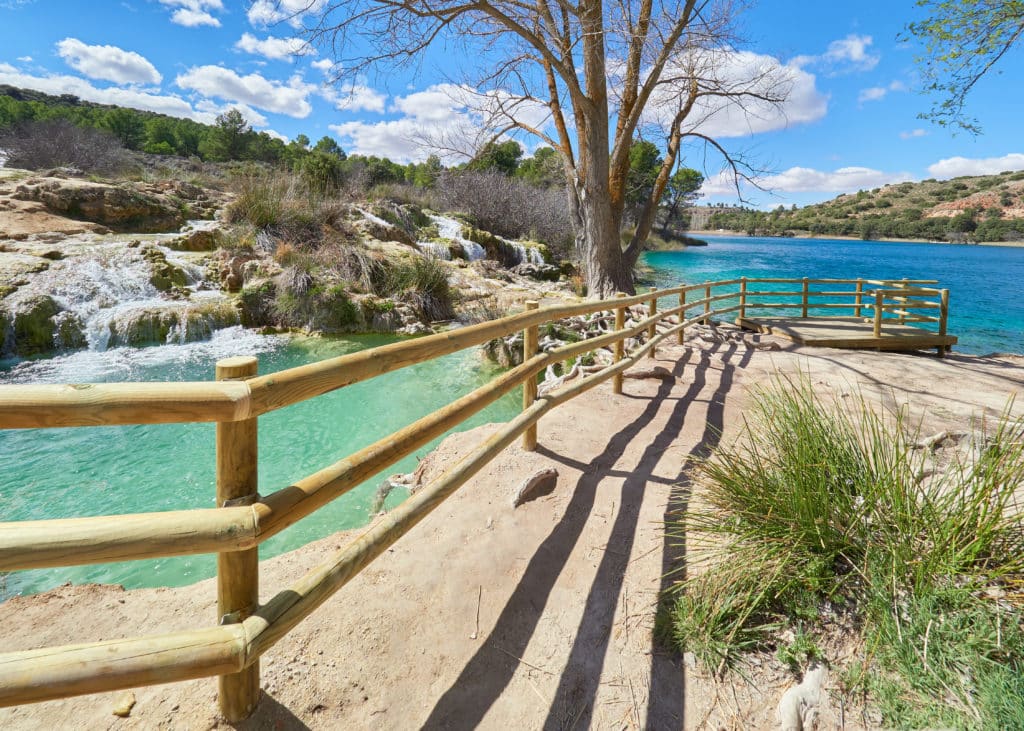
[731,277,955,355]
[738,316,958,352]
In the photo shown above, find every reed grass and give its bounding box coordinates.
[662,376,1024,726]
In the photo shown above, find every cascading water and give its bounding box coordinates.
[1,236,238,358]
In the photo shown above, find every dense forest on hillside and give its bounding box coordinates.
[705,172,1024,242]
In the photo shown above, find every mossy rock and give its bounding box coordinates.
[107,302,240,347]
[11,294,60,356]
[140,246,188,291]
[462,226,519,267]
[238,279,276,328]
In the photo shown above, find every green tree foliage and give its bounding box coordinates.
[202,109,251,161]
[102,108,145,150]
[661,167,704,234]
[408,154,443,188]
[626,140,663,217]
[467,140,522,176]
[516,146,564,188]
[313,135,346,159]
[905,1,1024,132]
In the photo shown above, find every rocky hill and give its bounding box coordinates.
[0,166,574,360]
[705,170,1024,242]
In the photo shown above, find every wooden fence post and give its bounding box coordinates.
[938,288,950,356]
[739,277,747,320]
[897,278,908,324]
[854,278,864,318]
[703,283,711,323]
[613,293,626,394]
[678,289,686,345]
[647,287,658,358]
[873,291,883,338]
[215,356,260,721]
[522,301,539,450]
[801,277,809,318]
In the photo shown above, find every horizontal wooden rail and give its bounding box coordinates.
[0,307,699,706]
[0,306,689,571]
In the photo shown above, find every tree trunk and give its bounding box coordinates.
[576,181,634,297]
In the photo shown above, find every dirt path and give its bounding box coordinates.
[1,330,1021,730]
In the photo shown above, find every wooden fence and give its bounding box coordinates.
[0,277,948,719]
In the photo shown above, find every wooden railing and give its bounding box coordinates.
[0,276,948,719]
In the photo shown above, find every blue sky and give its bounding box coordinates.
[1,0,1022,208]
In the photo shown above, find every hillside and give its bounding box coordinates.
[702,170,1024,242]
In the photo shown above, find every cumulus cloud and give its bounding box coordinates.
[320,82,387,113]
[248,0,325,28]
[16,55,32,62]
[175,65,315,117]
[235,33,316,61]
[0,63,213,121]
[900,128,928,139]
[793,34,880,74]
[927,153,1024,178]
[159,0,223,28]
[700,165,914,197]
[56,38,162,85]
[644,49,828,139]
[857,80,908,104]
[330,83,548,163]
[194,99,269,128]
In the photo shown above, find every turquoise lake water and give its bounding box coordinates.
[642,235,1024,355]
[0,328,520,598]
[3,234,1023,598]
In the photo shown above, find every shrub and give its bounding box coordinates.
[663,378,1024,725]
[0,119,128,174]
[435,170,574,258]
[378,255,453,321]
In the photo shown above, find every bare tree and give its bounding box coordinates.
[305,0,790,295]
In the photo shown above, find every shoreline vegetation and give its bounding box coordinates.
[694,227,1024,248]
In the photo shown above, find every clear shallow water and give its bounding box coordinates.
[0,328,520,598]
[642,236,1024,355]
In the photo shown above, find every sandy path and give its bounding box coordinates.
[1,331,1021,730]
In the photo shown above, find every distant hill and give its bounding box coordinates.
[697,171,1024,242]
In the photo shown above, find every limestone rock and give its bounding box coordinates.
[111,691,136,717]
[778,663,826,731]
[512,262,561,282]
[512,469,559,507]
[13,179,187,233]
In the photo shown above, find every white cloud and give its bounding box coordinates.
[175,65,315,117]
[645,49,828,139]
[900,128,928,139]
[159,0,223,28]
[823,35,879,71]
[236,33,316,61]
[701,165,914,197]
[320,82,387,113]
[329,83,546,163]
[56,38,162,85]
[311,58,335,73]
[194,99,269,128]
[248,0,325,28]
[793,34,880,74]
[927,153,1024,178]
[0,63,214,122]
[858,80,908,104]
[16,55,32,62]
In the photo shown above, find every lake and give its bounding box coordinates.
[642,235,1024,355]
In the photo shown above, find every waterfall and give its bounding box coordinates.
[4,240,237,355]
[424,215,485,261]
[417,242,452,260]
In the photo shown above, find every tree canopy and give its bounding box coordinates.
[905,0,1024,132]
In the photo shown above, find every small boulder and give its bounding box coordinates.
[512,469,559,508]
[512,262,561,282]
[111,691,136,718]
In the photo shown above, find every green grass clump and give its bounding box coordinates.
[663,378,1024,726]
[378,255,453,322]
